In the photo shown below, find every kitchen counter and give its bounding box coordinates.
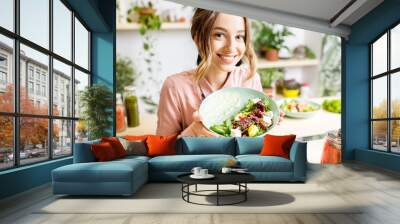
[120,97,341,138]
[269,97,341,138]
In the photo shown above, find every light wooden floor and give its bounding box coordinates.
[1,162,400,224]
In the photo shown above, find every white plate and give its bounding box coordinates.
[190,174,215,179]
[199,87,279,137]
[278,99,321,119]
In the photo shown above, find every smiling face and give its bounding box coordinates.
[209,13,246,73]
[191,9,256,82]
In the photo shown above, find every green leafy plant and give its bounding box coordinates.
[322,99,341,113]
[320,35,341,96]
[127,2,161,36]
[126,2,161,52]
[305,46,316,59]
[126,1,162,113]
[293,45,317,59]
[79,84,113,140]
[252,21,293,53]
[137,12,161,37]
[258,68,284,88]
[116,56,136,99]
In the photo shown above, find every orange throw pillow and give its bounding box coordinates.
[91,142,117,161]
[146,135,178,157]
[260,134,296,159]
[124,135,153,141]
[101,137,126,158]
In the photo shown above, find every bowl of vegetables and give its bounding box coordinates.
[279,99,320,119]
[199,87,279,137]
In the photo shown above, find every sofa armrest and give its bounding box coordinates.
[289,141,307,181]
[73,140,100,163]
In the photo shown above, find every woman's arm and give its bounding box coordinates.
[156,78,183,136]
[157,77,219,137]
[179,111,219,137]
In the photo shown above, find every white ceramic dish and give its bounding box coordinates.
[199,87,279,137]
[278,99,321,119]
[190,174,215,179]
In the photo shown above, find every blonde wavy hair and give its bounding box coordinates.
[190,8,257,82]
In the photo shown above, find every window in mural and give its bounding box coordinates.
[0,0,91,170]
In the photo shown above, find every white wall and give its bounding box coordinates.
[117,0,325,113]
[117,29,197,113]
[282,27,324,97]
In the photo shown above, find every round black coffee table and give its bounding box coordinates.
[177,173,255,206]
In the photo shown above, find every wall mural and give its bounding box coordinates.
[114,0,342,164]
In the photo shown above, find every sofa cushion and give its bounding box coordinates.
[115,155,150,163]
[101,137,127,158]
[74,140,100,163]
[236,155,293,172]
[52,158,147,183]
[120,139,148,156]
[236,137,263,155]
[178,137,236,155]
[147,135,178,157]
[148,154,235,172]
[91,142,118,161]
[124,135,153,141]
[260,134,296,159]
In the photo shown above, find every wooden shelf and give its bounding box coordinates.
[257,58,320,69]
[117,22,190,31]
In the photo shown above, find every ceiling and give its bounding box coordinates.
[169,0,384,37]
[228,0,353,23]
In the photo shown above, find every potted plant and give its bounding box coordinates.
[127,1,161,35]
[293,45,317,59]
[126,1,162,114]
[283,79,301,98]
[116,56,139,128]
[117,57,137,100]
[252,21,293,61]
[135,3,156,17]
[79,84,113,140]
[258,68,284,98]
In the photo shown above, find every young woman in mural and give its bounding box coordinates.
[157,8,282,136]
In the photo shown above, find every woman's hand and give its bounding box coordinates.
[178,111,220,137]
[179,107,284,137]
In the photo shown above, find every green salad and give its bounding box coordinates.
[322,99,341,113]
[209,98,274,137]
[280,99,319,113]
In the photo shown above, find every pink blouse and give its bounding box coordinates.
[156,67,263,136]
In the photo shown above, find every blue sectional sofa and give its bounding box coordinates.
[52,137,307,196]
